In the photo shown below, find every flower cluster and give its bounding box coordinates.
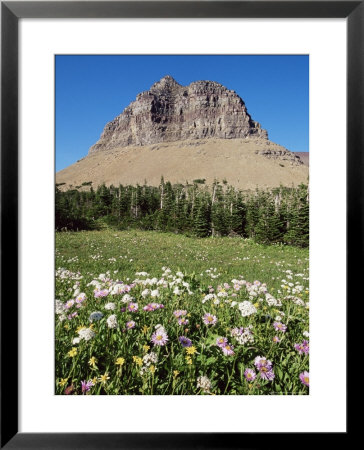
[197,376,212,394]
[56,254,309,396]
[143,303,164,312]
[254,356,275,381]
[294,340,309,355]
[231,326,254,345]
[238,301,257,317]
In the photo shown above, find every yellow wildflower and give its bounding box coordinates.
[88,356,97,368]
[64,324,70,330]
[133,356,143,367]
[68,347,77,358]
[116,357,125,366]
[98,372,110,384]
[185,346,197,355]
[185,356,192,365]
[149,365,156,374]
[173,370,180,378]
[143,345,150,353]
[58,378,68,387]
[76,325,86,333]
[142,325,150,335]
[91,377,98,385]
[254,302,260,308]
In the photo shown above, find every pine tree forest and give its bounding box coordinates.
[55,178,309,247]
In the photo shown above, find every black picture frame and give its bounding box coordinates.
[1,1,357,447]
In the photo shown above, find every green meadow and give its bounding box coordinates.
[55,230,309,395]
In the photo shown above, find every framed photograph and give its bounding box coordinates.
[1,0,358,447]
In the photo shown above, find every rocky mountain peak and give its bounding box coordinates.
[89,76,268,154]
[150,74,181,92]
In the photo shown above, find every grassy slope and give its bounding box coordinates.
[56,138,309,191]
[56,230,309,290]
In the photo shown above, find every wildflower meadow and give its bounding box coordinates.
[55,230,309,395]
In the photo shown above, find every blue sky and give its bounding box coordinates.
[56,55,309,172]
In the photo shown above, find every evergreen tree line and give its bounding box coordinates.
[55,178,309,247]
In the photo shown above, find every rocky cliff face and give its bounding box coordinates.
[89,75,268,153]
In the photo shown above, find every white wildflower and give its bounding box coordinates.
[202,293,216,304]
[55,300,65,315]
[155,324,166,334]
[107,314,118,329]
[78,328,95,341]
[104,302,116,311]
[197,375,212,393]
[121,294,134,303]
[143,352,158,366]
[217,291,228,298]
[238,301,257,317]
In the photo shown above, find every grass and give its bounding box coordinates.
[56,230,308,289]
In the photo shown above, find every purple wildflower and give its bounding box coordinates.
[173,310,187,318]
[259,367,275,380]
[273,336,281,343]
[299,371,309,387]
[143,303,164,312]
[128,302,138,313]
[151,330,168,346]
[244,368,257,382]
[273,322,287,333]
[126,320,135,330]
[202,313,217,326]
[178,317,189,326]
[94,289,109,298]
[294,340,309,355]
[65,299,75,310]
[221,344,235,356]
[216,337,228,348]
[178,336,192,347]
[254,356,275,381]
[254,356,273,370]
[81,380,94,394]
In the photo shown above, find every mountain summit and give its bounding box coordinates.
[88,76,268,153]
[57,76,308,191]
